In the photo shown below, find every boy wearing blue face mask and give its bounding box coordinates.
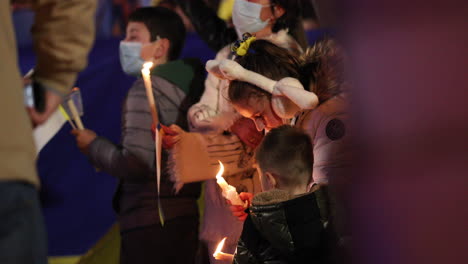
[71,7,204,264]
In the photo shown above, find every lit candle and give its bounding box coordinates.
[216,161,246,206]
[141,62,159,124]
[213,237,234,261]
[141,61,164,225]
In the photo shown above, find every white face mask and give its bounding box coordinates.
[232,0,271,38]
[119,41,145,76]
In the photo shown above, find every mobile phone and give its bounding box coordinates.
[24,81,46,113]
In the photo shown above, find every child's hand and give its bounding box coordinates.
[239,192,254,203]
[71,129,97,155]
[229,192,254,221]
[161,124,183,149]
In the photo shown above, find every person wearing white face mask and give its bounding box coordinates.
[187,0,304,134]
[71,7,205,264]
[231,0,273,39]
[173,0,308,51]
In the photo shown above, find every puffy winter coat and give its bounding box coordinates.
[87,59,204,230]
[233,188,330,264]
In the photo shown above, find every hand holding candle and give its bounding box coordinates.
[229,192,253,221]
[216,161,247,207]
[213,237,234,261]
[71,128,97,155]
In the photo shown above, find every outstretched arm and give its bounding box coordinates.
[29,0,96,126]
[72,83,156,180]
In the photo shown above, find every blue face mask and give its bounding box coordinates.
[119,41,145,76]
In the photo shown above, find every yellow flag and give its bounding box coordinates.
[59,105,71,121]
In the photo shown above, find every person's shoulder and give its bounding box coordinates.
[128,78,145,90]
[316,93,348,117]
[298,94,349,142]
[155,59,198,75]
[263,30,303,55]
[125,78,147,98]
[180,58,204,73]
[151,61,191,87]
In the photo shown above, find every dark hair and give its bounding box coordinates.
[270,0,308,49]
[300,37,345,103]
[299,0,317,20]
[129,7,186,60]
[228,39,301,104]
[256,125,313,188]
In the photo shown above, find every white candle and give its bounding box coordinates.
[216,161,245,206]
[141,62,159,124]
[141,61,164,225]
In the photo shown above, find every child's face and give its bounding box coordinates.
[123,22,164,62]
[233,95,284,132]
[124,22,151,44]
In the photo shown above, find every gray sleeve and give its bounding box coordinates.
[87,136,150,180]
[86,81,154,180]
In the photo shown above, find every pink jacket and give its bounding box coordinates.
[295,93,352,184]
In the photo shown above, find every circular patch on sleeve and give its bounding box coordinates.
[326,119,346,140]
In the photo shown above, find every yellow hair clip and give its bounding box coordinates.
[231,33,257,56]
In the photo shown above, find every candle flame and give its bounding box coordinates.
[215,161,229,190]
[141,61,154,75]
[216,160,225,180]
[213,237,227,257]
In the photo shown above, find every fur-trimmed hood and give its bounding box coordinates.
[300,37,347,104]
[251,187,329,222]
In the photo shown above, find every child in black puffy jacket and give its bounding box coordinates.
[232,125,330,264]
